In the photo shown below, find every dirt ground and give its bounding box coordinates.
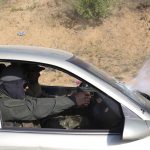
[0,0,150,83]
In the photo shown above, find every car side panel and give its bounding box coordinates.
[0,130,122,150]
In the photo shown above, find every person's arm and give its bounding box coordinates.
[1,92,91,121]
[31,92,91,119]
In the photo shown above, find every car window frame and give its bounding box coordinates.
[0,60,124,134]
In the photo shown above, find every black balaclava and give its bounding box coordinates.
[0,65,25,99]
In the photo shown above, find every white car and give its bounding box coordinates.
[0,45,150,150]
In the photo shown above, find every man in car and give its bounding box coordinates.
[0,65,91,122]
[23,64,48,97]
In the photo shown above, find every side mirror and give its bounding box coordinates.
[123,118,150,141]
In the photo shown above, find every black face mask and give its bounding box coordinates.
[3,80,25,99]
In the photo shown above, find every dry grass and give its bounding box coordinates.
[0,0,150,83]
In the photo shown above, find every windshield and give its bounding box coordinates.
[68,56,150,111]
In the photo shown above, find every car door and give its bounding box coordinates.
[0,100,149,150]
[0,60,149,150]
[0,124,122,150]
[0,116,149,150]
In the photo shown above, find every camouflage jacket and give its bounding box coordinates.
[0,89,75,121]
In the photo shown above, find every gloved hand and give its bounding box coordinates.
[72,92,91,107]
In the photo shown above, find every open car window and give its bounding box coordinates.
[39,67,79,87]
[0,61,124,133]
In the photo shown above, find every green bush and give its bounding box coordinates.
[75,0,113,19]
[0,0,7,5]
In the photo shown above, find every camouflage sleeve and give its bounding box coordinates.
[0,96,75,121]
[27,96,75,119]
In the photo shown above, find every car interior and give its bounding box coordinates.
[0,61,124,132]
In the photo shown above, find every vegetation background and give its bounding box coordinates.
[0,0,150,83]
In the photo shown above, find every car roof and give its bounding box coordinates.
[0,45,73,62]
